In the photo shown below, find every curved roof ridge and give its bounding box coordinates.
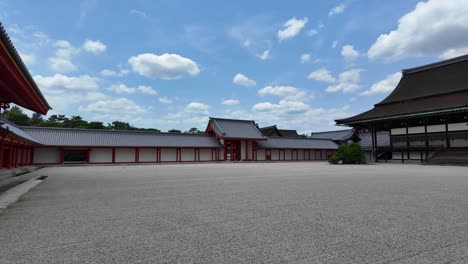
[403,54,468,75]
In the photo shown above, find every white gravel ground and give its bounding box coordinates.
[0,162,467,263]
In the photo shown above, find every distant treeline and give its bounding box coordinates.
[1,106,203,133]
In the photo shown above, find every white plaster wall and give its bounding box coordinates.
[256,150,266,160]
[298,150,304,160]
[391,128,406,135]
[448,122,468,131]
[410,151,423,160]
[427,124,446,133]
[408,126,425,134]
[181,149,195,161]
[240,141,246,160]
[90,148,112,163]
[271,150,279,160]
[218,148,224,160]
[392,152,404,160]
[285,150,292,160]
[199,149,212,161]
[115,148,135,163]
[139,148,157,162]
[34,148,60,164]
[161,148,177,162]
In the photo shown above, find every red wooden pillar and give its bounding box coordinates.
[30,148,35,165]
[0,140,3,169]
[157,148,160,162]
[135,148,139,163]
[19,146,24,166]
[112,148,116,163]
[13,145,18,168]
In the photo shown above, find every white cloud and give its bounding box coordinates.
[256,49,271,60]
[159,97,172,104]
[100,69,129,77]
[277,17,308,41]
[307,68,336,83]
[137,85,157,95]
[300,54,311,63]
[439,47,468,60]
[332,40,339,48]
[341,45,360,63]
[186,102,209,114]
[222,99,240,105]
[82,40,107,55]
[79,98,146,114]
[19,52,36,65]
[329,4,346,16]
[368,0,468,61]
[107,84,136,94]
[128,53,200,80]
[258,85,312,102]
[48,40,79,72]
[307,29,318,37]
[233,73,256,87]
[252,100,309,113]
[326,69,364,93]
[361,72,402,95]
[34,74,99,91]
[130,9,147,18]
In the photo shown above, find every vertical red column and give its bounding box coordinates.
[86,148,91,164]
[30,148,35,165]
[19,146,24,166]
[13,146,18,168]
[112,148,116,163]
[59,148,64,164]
[0,140,3,169]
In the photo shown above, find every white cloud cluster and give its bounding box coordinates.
[100,69,129,77]
[368,0,468,61]
[341,45,360,63]
[159,97,172,104]
[107,84,135,94]
[361,72,401,95]
[222,99,240,105]
[329,4,346,16]
[277,17,308,41]
[233,73,256,87]
[258,85,310,101]
[326,69,364,93]
[34,74,99,90]
[256,49,271,60]
[300,54,311,64]
[128,53,200,80]
[79,98,146,114]
[82,40,107,55]
[137,85,157,95]
[186,102,210,114]
[48,40,79,72]
[307,68,336,83]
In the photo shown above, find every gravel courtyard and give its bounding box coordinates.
[0,162,467,263]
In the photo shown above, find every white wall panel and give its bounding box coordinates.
[448,122,468,131]
[452,139,468,147]
[272,150,279,160]
[161,148,177,162]
[391,128,406,135]
[34,148,60,164]
[139,148,157,162]
[256,150,265,160]
[115,148,135,163]
[427,124,446,133]
[199,149,212,161]
[181,149,195,161]
[285,150,292,160]
[90,148,112,163]
[408,126,425,134]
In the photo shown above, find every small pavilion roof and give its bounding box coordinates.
[336,54,468,126]
[257,137,338,149]
[0,23,51,114]
[207,117,266,140]
[259,125,303,138]
[21,127,222,148]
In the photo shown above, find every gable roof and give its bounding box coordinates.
[21,127,221,148]
[0,23,51,114]
[0,118,41,144]
[207,117,266,140]
[310,129,355,141]
[336,54,468,126]
[277,129,302,138]
[257,137,338,149]
[259,125,281,137]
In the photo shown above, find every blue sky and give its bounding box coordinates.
[2,0,468,133]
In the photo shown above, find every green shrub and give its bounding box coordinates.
[328,143,364,164]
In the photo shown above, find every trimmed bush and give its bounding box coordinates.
[328,143,365,164]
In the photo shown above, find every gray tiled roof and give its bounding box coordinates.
[21,127,222,148]
[310,129,355,141]
[257,137,338,149]
[0,118,41,144]
[209,118,266,139]
[358,131,390,149]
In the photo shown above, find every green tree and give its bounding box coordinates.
[329,143,365,164]
[1,106,30,125]
[168,129,181,133]
[108,121,135,130]
[87,121,106,129]
[69,116,88,128]
[186,127,202,134]
[30,113,44,126]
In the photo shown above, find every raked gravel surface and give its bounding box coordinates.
[0,162,467,263]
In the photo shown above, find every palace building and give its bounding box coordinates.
[336,55,468,164]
